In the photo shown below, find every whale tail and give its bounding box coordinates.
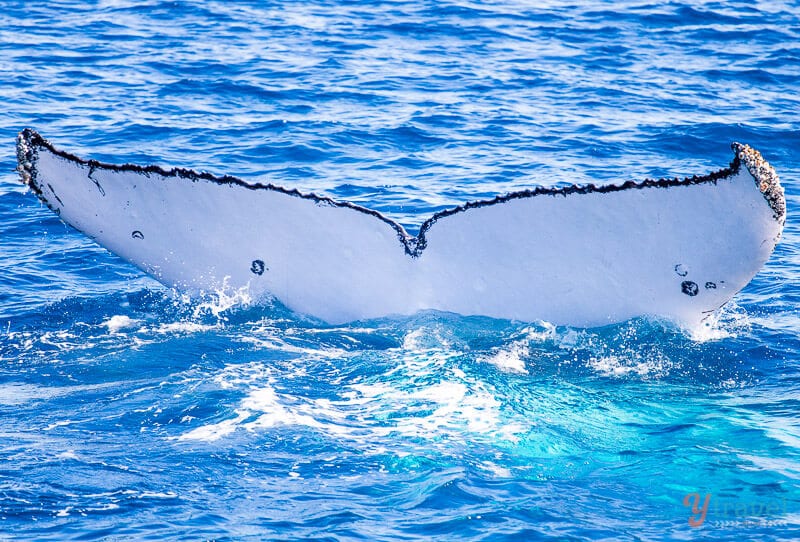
[17,129,785,327]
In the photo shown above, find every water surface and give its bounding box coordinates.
[1,1,799,540]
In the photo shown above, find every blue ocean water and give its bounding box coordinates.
[1,0,799,539]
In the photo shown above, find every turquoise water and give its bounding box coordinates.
[1,1,799,540]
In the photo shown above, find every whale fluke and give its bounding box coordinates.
[16,129,785,327]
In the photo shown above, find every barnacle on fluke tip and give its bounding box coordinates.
[16,129,785,328]
[733,142,786,223]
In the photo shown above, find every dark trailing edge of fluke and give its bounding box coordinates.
[16,128,785,257]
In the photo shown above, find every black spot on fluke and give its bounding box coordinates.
[705,281,717,290]
[674,264,688,277]
[681,281,699,297]
[251,260,266,275]
[131,230,144,240]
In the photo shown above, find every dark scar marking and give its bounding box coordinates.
[674,264,688,277]
[87,165,106,196]
[701,298,730,319]
[131,230,144,240]
[705,281,716,290]
[681,281,699,297]
[15,129,781,259]
[251,260,266,275]
[46,183,64,206]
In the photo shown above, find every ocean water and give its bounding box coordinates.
[1,0,799,540]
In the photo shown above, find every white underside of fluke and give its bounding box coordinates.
[17,130,785,328]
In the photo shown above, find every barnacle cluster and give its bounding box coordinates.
[734,142,786,224]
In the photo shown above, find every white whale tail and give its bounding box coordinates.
[16,129,785,327]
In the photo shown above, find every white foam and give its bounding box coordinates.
[238,335,347,358]
[101,315,139,333]
[178,410,249,442]
[139,491,178,499]
[87,503,120,512]
[212,362,273,389]
[480,325,557,374]
[482,341,529,374]
[57,450,79,460]
[686,300,750,342]
[587,353,673,378]
[191,279,253,320]
[154,321,219,334]
[402,326,450,350]
[44,420,75,431]
[177,353,525,445]
[478,461,513,478]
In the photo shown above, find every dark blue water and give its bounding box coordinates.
[1,1,799,540]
